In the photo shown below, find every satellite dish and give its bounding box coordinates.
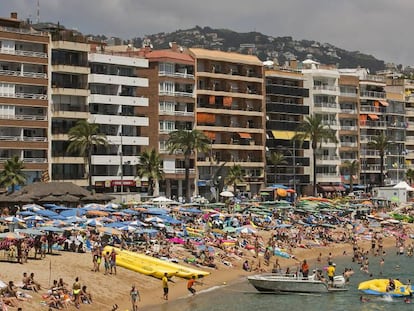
[168,42,172,48]
[150,44,153,49]
[179,46,183,52]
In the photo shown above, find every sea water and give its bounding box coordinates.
[143,248,414,311]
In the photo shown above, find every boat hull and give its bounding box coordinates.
[248,274,346,294]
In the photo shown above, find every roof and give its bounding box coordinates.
[189,48,263,66]
[146,50,194,64]
[18,182,90,197]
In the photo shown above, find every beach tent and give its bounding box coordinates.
[393,181,414,191]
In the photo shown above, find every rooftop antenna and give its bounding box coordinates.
[37,0,40,23]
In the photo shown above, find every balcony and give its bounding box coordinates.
[0,92,47,100]
[314,102,339,112]
[365,164,382,172]
[0,135,47,142]
[266,102,309,115]
[313,85,339,93]
[360,106,386,113]
[0,114,47,121]
[340,125,358,131]
[159,110,194,117]
[159,71,194,79]
[163,168,196,174]
[159,90,194,98]
[0,48,47,58]
[360,121,386,128]
[0,69,47,79]
[266,84,309,98]
[340,142,358,147]
[360,90,386,99]
[89,94,148,107]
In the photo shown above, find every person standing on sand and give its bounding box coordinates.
[301,260,309,278]
[130,284,140,311]
[72,277,81,309]
[162,273,169,300]
[110,248,117,275]
[187,276,196,295]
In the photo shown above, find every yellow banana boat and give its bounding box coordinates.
[103,246,210,279]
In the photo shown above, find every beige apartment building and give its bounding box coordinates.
[189,48,266,199]
[0,13,49,186]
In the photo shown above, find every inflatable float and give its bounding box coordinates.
[358,279,411,297]
[103,246,209,280]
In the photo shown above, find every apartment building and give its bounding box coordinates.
[338,72,360,188]
[302,60,342,192]
[264,62,310,195]
[0,13,49,185]
[190,48,266,198]
[44,27,91,186]
[88,45,149,196]
[138,44,195,198]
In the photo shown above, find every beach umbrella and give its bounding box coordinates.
[18,211,36,217]
[24,215,45,221]
[44,219,67,227]
[144,208,167,215]
[65,216,86,223]
[118,225,138,232]
[152,196,173,203]
[4,216,24,223]
[129,220,146,227]
[83,203,106,210]
[60,208,86,218]
[16,228,44,236]
[220,191,234,197]
[145,216,164,223]
[21,203,44,211]
[36,209,61,218]
[122,209,139,215]
[38,226,64,233]
[85,219,103,227]
[0,232,23,239]
[223,226,237,233]
[236,226,257,234]
[105,202,120,209]
[86,210,109,217]
[168,237,185,244]
[97,226,122,236]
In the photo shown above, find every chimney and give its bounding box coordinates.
[289,59,298,69]
[10,12,18,19]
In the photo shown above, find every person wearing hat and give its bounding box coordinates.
[327,262,336,287]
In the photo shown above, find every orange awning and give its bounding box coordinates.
[379,100,389,106]
[203,131,216,140]
[223,96,233,107]
[197,113,216,124]
[239,133,252,139]
[368,114,379,120]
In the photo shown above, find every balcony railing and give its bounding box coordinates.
[0,25,48,37]
[163,168,195,174]
[0,48,47,58]
[158,71,194,79]
[313,85,338,92]
[159,110,194,117]
[360,90,386,98]
[0,114,47,121]
[340,142,358,147]
[314,102,338,109]
[0,92,47,100]
[159,90,194,97]
[0,135,47,141]
[0,69,47,79]
[360,106,386,113]
[340,125,357,131]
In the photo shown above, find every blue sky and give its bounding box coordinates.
[1,0,413,66]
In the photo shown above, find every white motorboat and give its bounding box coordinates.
[247,273,347,293]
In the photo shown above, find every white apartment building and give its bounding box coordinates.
[88,49,149,194]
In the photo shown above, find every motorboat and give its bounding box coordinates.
[358,279,411,297]
[248,273,347,293]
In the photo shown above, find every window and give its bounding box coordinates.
[159,62,175,75]
[159,82,174,94]
[159,120,175,132]
[159,101,175,113]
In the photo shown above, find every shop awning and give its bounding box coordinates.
[333,185,346,192]
[271,130,296,140]
[238,133,252,139]
[318,185,335,192]
[367,114,379,120]
[379,100,389,107]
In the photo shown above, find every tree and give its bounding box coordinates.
[167,130,210,202]
[367,132,390,187]
[268,151,288,184]
[406,168,414,185]
[341,160,359,193]
[0,156,26,193]
[136,148,163,196]
[67,120,108,191]
[225,164,244,194]
[293,114,338,196]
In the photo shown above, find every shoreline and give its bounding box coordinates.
[0,234,399,311]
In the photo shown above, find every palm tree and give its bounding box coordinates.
[293,114,338,196]
[406,168,414,185]
[268,151,288,184]
[367,132,390,187]
[136,148,163,196]
[167,129,210,202]
[225,164,244,194]
[341,160,359,193]
[67,120,108,191]
[0,156,26,193]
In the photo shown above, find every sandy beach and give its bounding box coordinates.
[0,232,398,311]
